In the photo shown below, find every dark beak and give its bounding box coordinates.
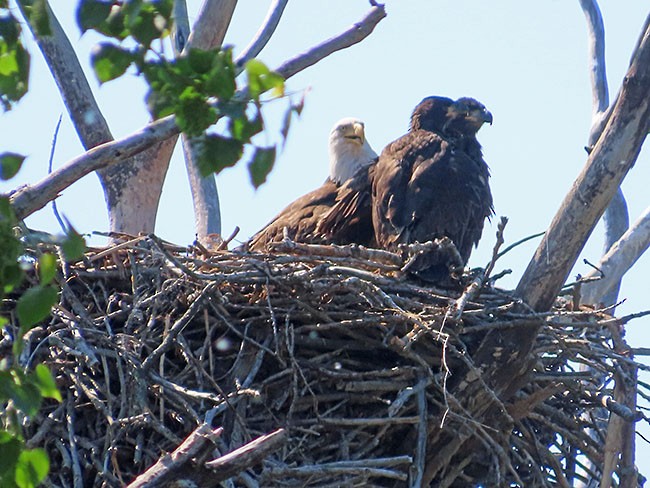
[483,110,493,125]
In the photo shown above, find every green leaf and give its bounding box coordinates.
[0,40,29,109]
[2,263,23,294]
[175,86,216,137]
[245,59,284,99]
[25,0,51,37]
[229,112,263,142]
[128,3,167,47]
[7,373,41,417]
[280,106,292,147]
[15,448,49,488]
[0,195,14,218]
[203,49,236,100]
[0,370,14,401]
[248,146,276,189]
[197,135,243,177]
[0,15,21,46]
[76,0,113,34]
[91,42,133,84]
[31,365,61,402]
[0,152,24,180]
[16,285,57,331]
[37,254,56,285]
[0,432,22,481]
[187,48,214,74]
[61,226,86,262]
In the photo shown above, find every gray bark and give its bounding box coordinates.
[581,206,650,306]
[579,0,630,308]
[516,18,650,312]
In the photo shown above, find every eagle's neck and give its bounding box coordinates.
[329,138,377,185]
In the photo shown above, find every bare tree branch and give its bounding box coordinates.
[579,0,630,310]
[19,1,177,235]
[17,2,112,147]
[581,206,650,306]
[10,3,386,222]
[182,136,223,237]
[579,0,609,125]
[178,0,239,238]
[127,424,223,487]
[235,0,289,68]
[172,1,221,238]
[184,0,238,52]
[172,0,191,53]
[274,4,386,80]
[10,116,179,219]
[516,19,650,313]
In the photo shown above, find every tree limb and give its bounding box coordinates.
[19,1,177,235]
[273,4,386,80]
[175,0,237,238]
[182,136,223,237]
[172,0,191,53]
[516,19,650,312]
[579,0,609,126]
[127,424,223,488]
[579,0,630,310]
[17,1,112,147]
[10,3,387,221]
[201,428,287,483]
[9,116,179,219]
[184,0,238,52]
[581,206,650,306]
[235,0,289,68]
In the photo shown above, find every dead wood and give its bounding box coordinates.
[4,234,646,486]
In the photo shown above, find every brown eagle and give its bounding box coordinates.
[247,118,377,251]
[372,96,494,279]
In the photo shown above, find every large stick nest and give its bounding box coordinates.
[3,232,645,487]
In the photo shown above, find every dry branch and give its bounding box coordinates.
[579,0,629,309]
[4,235,644,486]
[274,4,386,80]
[581,205,650,306]
[19,1,177,235]
[235,0,289,68]
[127,424,223,487]
[517,18,650,312]
[8,3,386,230]
[9,116,179,220]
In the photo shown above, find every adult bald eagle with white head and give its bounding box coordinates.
[247,118,377,251]
[372,96,494,280]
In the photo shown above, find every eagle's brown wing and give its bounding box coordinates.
[372,129,493,264]
[316,163,377,247]
[248,179,340,251]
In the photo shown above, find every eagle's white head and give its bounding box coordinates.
[328,117,377,185]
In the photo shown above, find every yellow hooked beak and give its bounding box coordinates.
[343,122,365,144]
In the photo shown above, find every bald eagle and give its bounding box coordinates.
[247,118,377,251]
[372,96,494,279]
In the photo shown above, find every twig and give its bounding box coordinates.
[450,217,507,319]
[10,115,179,220]
[269,239,403,267]
[183,0,237,52]
[127,424,223,488]
[235,0,289,68]
[203,429,287,481]
[142,282,219,371]
[273,4,386,80]
[47,114,66,232]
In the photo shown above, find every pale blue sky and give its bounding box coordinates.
[2,0,649,465]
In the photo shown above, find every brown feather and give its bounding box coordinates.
[372,96,494,279]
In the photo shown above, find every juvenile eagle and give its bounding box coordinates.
[247,118,377,251]
[372,96,494,278]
